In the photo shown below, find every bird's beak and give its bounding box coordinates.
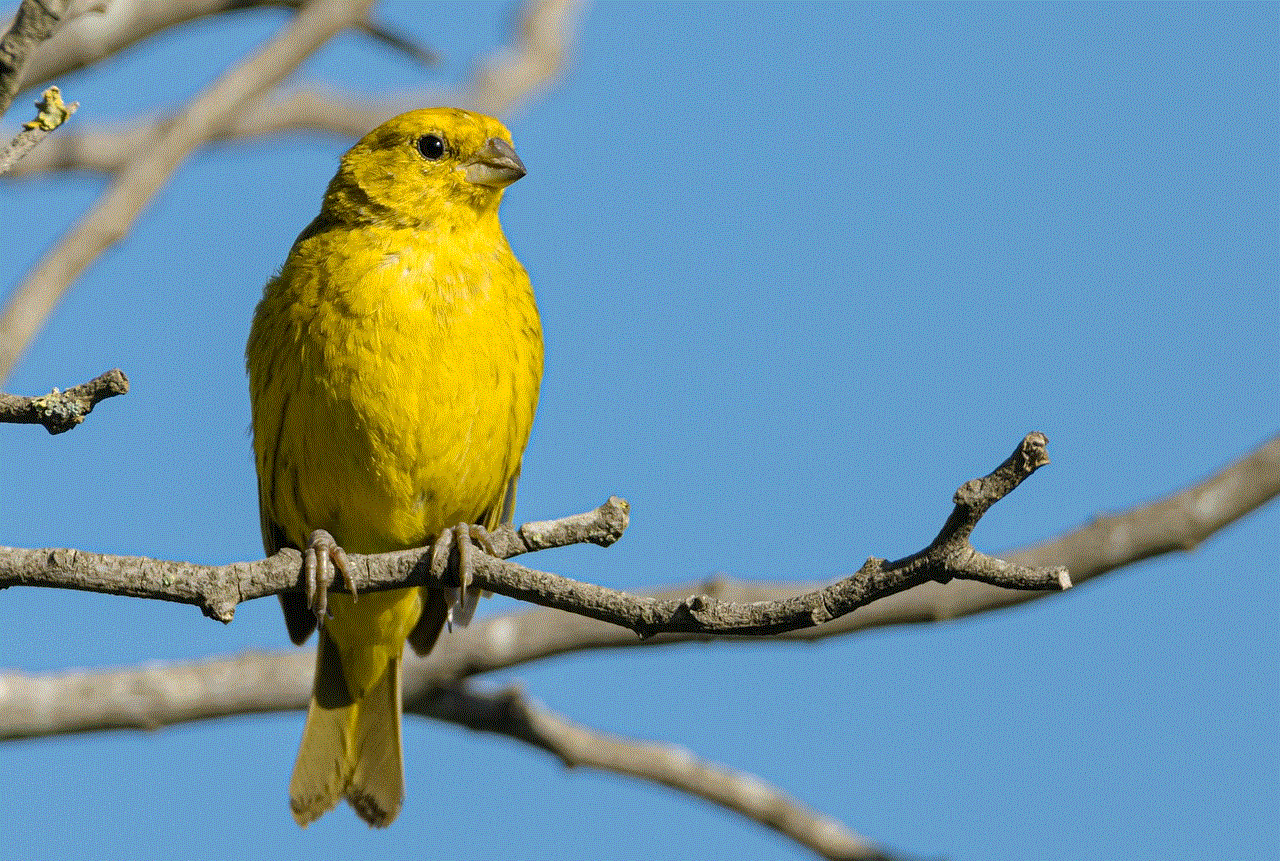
[465,138,526,188]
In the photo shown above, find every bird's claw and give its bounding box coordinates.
[303,528,355,622]
[430,522,496,629]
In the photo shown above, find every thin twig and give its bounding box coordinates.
[806,430,1280,634]
[0,367,127,433]
[0,84,77,174]
[0,0,373,382]
[0,436,1067,632]
[355,17,438,66]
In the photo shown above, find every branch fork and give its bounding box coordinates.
[538,432,1068,639]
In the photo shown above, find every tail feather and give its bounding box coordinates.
[290,629,404,828]
[346,657,404,827]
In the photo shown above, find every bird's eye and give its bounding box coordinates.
[415,134,446,160]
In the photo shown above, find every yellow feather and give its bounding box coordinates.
[247,108,542,827]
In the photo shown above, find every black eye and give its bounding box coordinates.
[416,134,446,160]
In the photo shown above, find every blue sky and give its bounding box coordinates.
[2,2,1276,859]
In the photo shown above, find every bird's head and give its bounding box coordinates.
[322,107,526,229]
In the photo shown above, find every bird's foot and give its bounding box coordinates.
[303,528,355,622]
[431,523,496,629]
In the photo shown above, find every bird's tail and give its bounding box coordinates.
[289,629,404,828]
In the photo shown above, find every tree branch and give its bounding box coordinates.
[0,435,1067,633]
[15,1,439,97]
[0,496,633,620]
[385,430,1280,684]
[0,652,900,860]
[3,0,586,177]
[0,0,71,117]
[809,430,1280,634]
[422,685,907,861]
[0,366,126,433]
[0,0,373,382]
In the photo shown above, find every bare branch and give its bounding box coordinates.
[0,0,72,117]
[0,436,1066,633]
[809,430,1280,634]
[1011,432,1280,572]
[5,0,586,177]
[448,434,1064,640]
[0,649,312,739]
[464,0,584,117]
[0,497,633,622]
[422,685,906,861]
[0,0,373,382]
[16,1,439,95]
[0,83,76,174]
[0,366,127,433]
[18,1,276,91]
[402,431,1280,682]
[0,656,899,860]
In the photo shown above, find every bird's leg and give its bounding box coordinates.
[430,523,497,629]
[303,528,356,622]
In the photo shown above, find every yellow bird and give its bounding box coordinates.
[246,108,542,827]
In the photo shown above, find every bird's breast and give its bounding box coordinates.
[258,227,543,554]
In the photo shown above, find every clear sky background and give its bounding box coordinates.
[2,3,1276,859]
